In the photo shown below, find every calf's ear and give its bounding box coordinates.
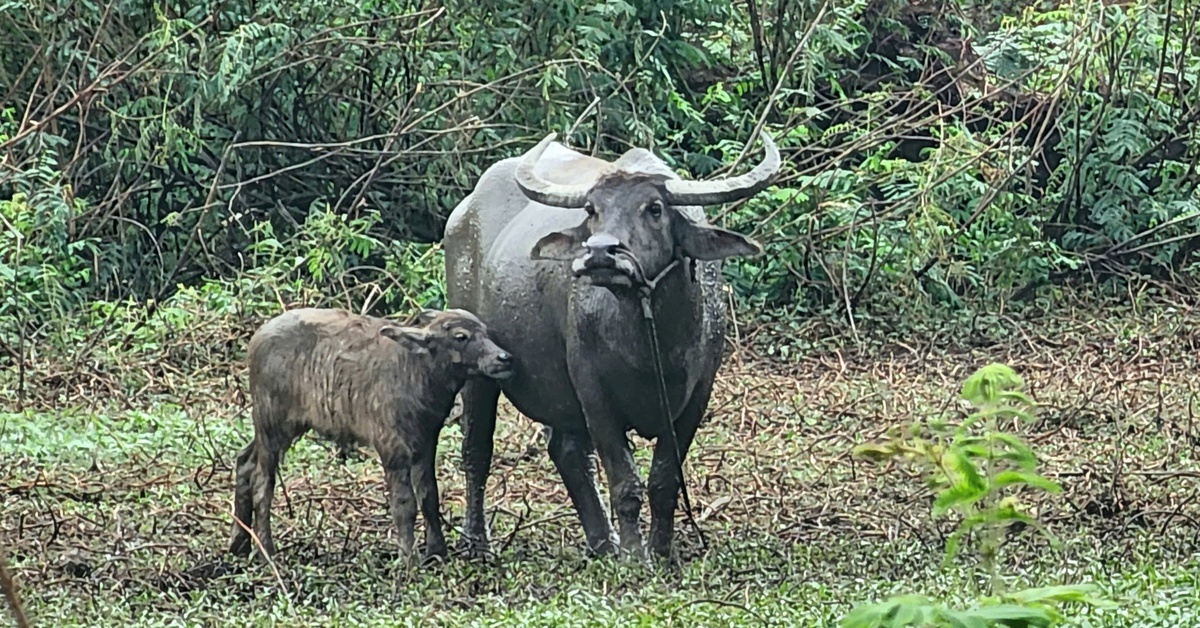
[380,326,432,354]
[531,222,589,261]
[676,220,763,261]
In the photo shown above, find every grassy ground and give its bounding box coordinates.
[2,303,1200,626]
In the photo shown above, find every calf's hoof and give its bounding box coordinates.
[393,553,420,587]
[253,550,275,565]
[228,535,252,558]
[393,545,421,572]
[250,537,278,564]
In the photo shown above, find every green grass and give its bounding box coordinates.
[3,306,1200,626]
[17,563,1200,627]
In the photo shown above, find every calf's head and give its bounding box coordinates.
[381,309,514,380]
[519,131,780,290]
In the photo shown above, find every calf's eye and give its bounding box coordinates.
[453,331,469,341]
[646,200,663,217]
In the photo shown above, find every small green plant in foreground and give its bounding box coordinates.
[844,363,1116,627]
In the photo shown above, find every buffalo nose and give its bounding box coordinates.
[583,233,622,256]
[497,352,513,364]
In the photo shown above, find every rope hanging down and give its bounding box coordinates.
[629,254,707,552]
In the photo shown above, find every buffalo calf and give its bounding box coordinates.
[228,307,513,563]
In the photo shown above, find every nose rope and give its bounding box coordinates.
[634,257,680,318]
[624,252,707,554]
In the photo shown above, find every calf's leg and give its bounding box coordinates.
[412,446,447,560]
[229,441,257,557]
[458,379,500,558]
[546,426,618,556]
[251,432,292,560]
[380,451,418,562]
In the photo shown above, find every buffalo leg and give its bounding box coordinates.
[412,446,447,560]
[229,441,257,557]
[459,379,500,558]
[381,452,418,562]
[546,426,618,555]
[584,416,646,558]
[647,377,713,560]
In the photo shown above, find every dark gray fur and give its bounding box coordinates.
[443,133,778,561]
[228,307,513,563]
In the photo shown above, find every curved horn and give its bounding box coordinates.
[514,132,593,208]
[663,131,781,206]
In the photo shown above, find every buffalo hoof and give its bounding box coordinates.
[651,548,683,573]
[618,544,649,564]
[584,537,620,559]
[649,541,676,562]
[420,552,447,568]
[455,536,495,563]
[424,542,449,562]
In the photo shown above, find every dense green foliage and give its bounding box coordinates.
[3,0,1198,341]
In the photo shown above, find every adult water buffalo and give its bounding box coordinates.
[443,131,780,560]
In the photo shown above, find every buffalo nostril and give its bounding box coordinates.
[584,233,622,256]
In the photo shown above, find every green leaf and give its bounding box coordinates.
[841,595,938,627]
[853,443,899,462]
[937,609,991,628]
[933,482,986,517]
[992,470,1063,494]
[960,603,1053,627]
[988,433,1038,466]
[1005,584,1117,608]
[962,364,1025,406]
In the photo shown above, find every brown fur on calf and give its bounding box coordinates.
[228,307,513,563]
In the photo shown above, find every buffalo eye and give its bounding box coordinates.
[453,330,469,342]
[646,200,663,218]
[584,202,596,216]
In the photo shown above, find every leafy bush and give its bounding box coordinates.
[847,364,1115,627]
[1,0,1197,357]
[0,201,442,404]
[0,111,103,378]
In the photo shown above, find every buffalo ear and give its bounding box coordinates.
[530,222,590,261]
[381,326,432,355]
[677,220,763,261]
